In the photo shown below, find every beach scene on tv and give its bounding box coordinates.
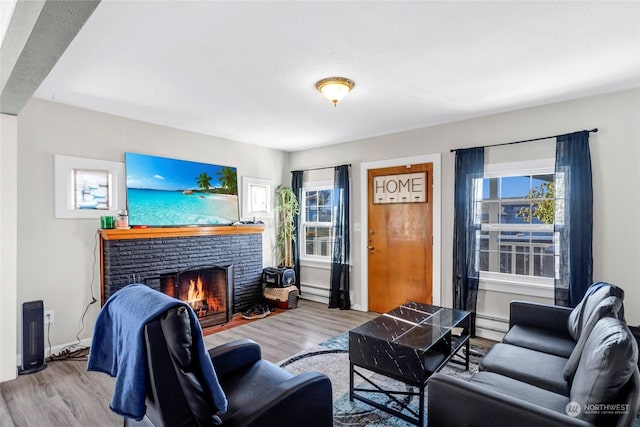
[125,152,240,226]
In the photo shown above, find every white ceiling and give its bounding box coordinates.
[33,1,640,152]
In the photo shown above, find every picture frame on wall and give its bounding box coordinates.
[54,154,125,219]
[242,177,273,219]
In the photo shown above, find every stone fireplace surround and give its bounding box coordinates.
[99,226,265,315]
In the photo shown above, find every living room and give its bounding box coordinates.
[1,1,639,425]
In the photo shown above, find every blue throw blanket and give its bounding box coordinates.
[87,284,228,420]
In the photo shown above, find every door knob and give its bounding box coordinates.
[367,245,375,254]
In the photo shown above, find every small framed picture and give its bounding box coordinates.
[54,154,125,219]
[242,177,273,219]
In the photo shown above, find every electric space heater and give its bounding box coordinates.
[18,300,47,375]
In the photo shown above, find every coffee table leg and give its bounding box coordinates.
[349,362,354,401]
[465,338,470,371]
[419,384,425,427]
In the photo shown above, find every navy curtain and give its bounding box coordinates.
[291,170,304,292]
[329,165,350,309]
[554,131,593,307]
[453,147,484,335]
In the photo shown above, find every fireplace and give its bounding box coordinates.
[158,265,234,328]
[99,226,265,322]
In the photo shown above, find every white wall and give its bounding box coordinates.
[289,88,640,327]
[15,98,288,352]
[1,113,18,381]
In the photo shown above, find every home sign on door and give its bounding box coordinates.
[373,172,427,204]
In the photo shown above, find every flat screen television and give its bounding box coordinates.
[125,152,239,226]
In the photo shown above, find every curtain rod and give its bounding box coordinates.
[450,128,598,153]
[291,163,351,173]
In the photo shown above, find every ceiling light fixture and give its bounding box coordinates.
[315,77,355,107]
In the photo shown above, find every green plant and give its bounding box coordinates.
[516,181,555,224]
[275,185,299,267]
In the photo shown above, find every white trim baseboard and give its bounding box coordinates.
[16,337,92,367]
[300,281,330,305]
[475,328,506,342]
[350,303,366,312]
[299,294,328,304]
[475,314,509,342]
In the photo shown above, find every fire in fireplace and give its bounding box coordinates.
[159,265,234,328]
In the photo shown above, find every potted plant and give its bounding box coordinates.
[275,185,299,267]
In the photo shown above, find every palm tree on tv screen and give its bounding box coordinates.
[217,167,238,194]
[196,173,213,191]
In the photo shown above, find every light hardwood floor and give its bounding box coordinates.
[0,299,379,427]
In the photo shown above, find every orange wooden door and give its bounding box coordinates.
[367,163,433,313]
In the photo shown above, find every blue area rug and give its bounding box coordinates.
[280,333,640,426]
[280,333,478,426]
[317,331,349,350]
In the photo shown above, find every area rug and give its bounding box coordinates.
[279,333,640,427]
[278,333,483,426]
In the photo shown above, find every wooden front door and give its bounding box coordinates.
[367,163,433,313]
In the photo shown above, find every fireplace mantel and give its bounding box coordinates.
[99,224,265,240]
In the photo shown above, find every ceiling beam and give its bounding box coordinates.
[0,0,100,115]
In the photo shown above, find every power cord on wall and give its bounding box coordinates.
[47,321,51,358]
[45,230,99,362]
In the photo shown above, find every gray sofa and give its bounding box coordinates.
[428,283,640,427]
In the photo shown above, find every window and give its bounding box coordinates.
[301,185,334,261]
[477,160,556,284]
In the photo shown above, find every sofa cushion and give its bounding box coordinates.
[469,371,570,415]
[503,325,575,358]
[562,296,623,381]
[570,317,638,424]
[567,282,624,341]
[479,343,569,395]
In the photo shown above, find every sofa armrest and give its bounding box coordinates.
[509,300,573,332]
[208,339,262,377]
[225,371,333,427]
[427,373,591,427]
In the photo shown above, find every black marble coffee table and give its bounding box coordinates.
[349,301,470,426]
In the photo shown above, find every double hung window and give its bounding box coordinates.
[300,185,334,261]
[477,160,556,285]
